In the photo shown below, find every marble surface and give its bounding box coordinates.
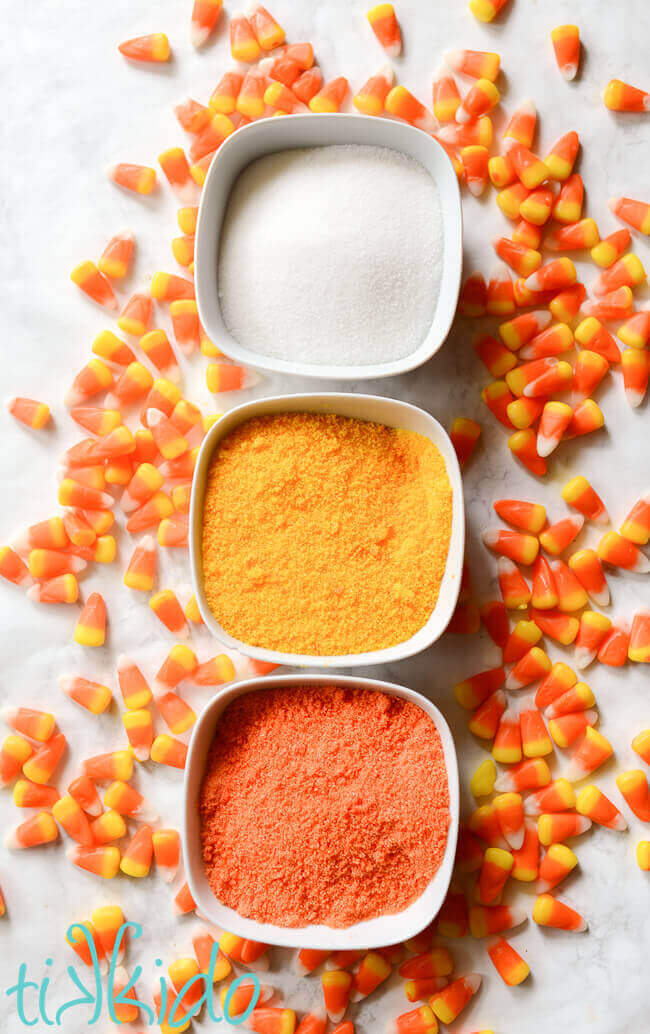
[1,0,649,1031]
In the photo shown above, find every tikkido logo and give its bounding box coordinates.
[4,922,261,1028]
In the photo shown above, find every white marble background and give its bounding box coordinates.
[0,0,649,1031]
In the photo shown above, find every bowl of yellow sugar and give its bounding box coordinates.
[190,393,464,667]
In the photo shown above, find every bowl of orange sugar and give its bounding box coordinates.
[182,672,460,949]
[189,392,465,667]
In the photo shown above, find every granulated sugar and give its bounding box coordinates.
[199,684,450,928]
[217,145,443,366]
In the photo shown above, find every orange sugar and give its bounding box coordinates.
[199,685,450,927]
[201,412,453,654]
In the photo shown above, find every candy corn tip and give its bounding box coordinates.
[116,653,132,673]
[26,584,42,602]
[574,647,595,670]
[536,434,557,458]
[377,63,396,85]
[443,49,462,66]
[135,803,159,824]
[535,879,554,894]
[190,25,212,48]
[8,530,30,555]
[326,1010,346,1025]
[466,972,483,993]
[607,197,621,213]
[145,408,164,429]
[562,64,578,81]
[5,829,21,850]
[456,108,470,125]
[507,828,525,850]
[625,388,645,409]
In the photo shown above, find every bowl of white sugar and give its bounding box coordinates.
[195,114,462,380]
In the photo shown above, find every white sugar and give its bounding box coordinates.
[217,145,443,367]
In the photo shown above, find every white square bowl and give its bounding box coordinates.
[189,392,465,668]
[182,672,460,950]
[194,113,463,380]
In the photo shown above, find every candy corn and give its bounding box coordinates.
[59,675,112,714]
[582,286,635,320]
[206,362,259,393]
[0,546,32,587]
[190,0,222,47]
[454,667,505,710]
[457,79,500,124]
[622,348,649,408]
[108,163,156,196]
[384,86,435,132]
[524,778,575,815]
[73,593,106,647]
[503,620,542,663]
[6,811,58,849]
[68,845,120,878]
[603,79,650,113]
[510,820,539,881]
[533,894,586,932]
[576,785,627,830]
[536,843,578,892]
[118,33,170,61]
[67,775,102,817]
[322,970,352,1023]
[592,227,631,268]
[52,795,94,846]
[506,647,551,691]
[597,618,630,666]
[616,770,650,822]
[367,4,401,56]
[430,974,481,1024]
[562,476,609,524]
[122,462,164,512]
[550,25,580,80]
[486,263,516,316]
[598,532,650,573]
[508,429,546,477]
[487,936,530,986]
[149,589,188,636]
[459,272,487,317]
[493,793,525,850]
[550,706,597,747]
[7,397,50,430]
[629,609,650,662]
[82,749,133,783]
[152,828,180,883]
[444,49,500,82]
[618,307,650,350]
[544,131,580,182]
[13,779,59,808]
[27,574,79,604]
[538,812,591,845]
[566,727,613,781]
[70,260,118,310]
[493,708,522,764]
[551,283,587,324]
[470,0,510,22]
[151,734,187,769]
[158,148,195,204]
[608,196,650,235]
[593,253,646,296]
[23,733,66,784]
